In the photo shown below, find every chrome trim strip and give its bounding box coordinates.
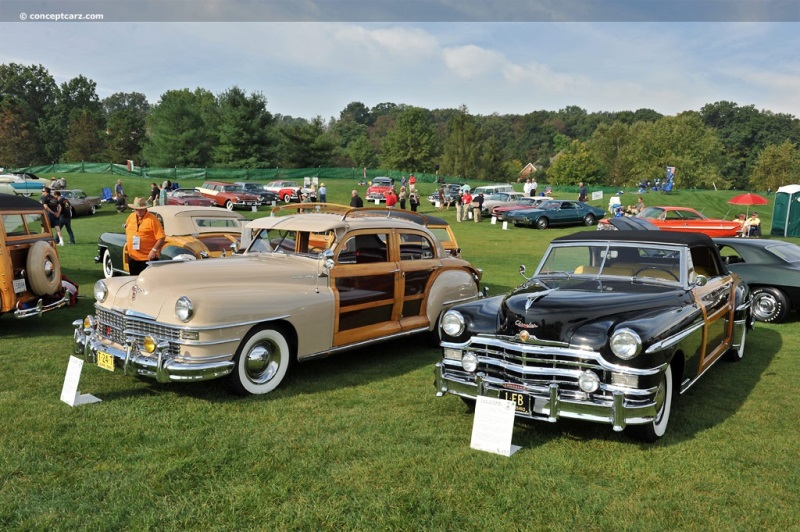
[645,321,704,353]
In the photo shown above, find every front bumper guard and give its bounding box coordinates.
[73,319,234,384]
[434,363,658,432]
[15,295,68,318]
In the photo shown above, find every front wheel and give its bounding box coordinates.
[627,363,673,442]
[102,248,116,279]
[227,326,292,396]
[225,200,234,211]
[751,287,789,323]
[583,213,596,226]
[536,217,549,230]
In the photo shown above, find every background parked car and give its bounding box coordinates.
[366,176,395,203]
[427,184,463,206]
[715,237,800,323]
[59,189,102,216]
[96,205,246,277]
[506,199,606,229]
[599,206,741,237]
[166,188,215,207]
[491,196,546,220]
[265,180,303,202]
[480,191,526,216]
[197,181,261,210]
[234,182,279,205]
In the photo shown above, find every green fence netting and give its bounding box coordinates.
[8,163,462,185]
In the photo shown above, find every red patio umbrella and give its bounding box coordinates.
[728,193,768,216]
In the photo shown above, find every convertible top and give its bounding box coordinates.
[555,229,714,248]
[0,193,44,210]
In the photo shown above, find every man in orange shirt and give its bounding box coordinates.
[125,197,166,276]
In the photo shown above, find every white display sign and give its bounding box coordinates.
[61,356,101,407]
[491,216,497,225]
[591,190,604,201]
[470,396,520,456]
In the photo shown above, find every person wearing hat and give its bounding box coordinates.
[744,212,761,238]
[125,197,166,276]
[318,183,327,203]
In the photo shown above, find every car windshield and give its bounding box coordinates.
[537,242,683,285]
[192,217,243,233]
[175,189,202,197]
[248,228,335,256]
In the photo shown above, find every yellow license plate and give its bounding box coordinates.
[97,351,115,372]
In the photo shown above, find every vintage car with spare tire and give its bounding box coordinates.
[434,230,753,441]
[75,210,483,395]
[0,193,71,317]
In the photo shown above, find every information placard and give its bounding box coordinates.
[60,356,102,407]
[470,396,520,456]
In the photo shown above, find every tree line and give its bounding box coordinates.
[2,62,800,191]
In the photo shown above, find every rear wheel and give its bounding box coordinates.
[627,363,673,442]
[89,205,96,215]
[536,217,549,230]
[751,287,789,323]
[227,326,292,396]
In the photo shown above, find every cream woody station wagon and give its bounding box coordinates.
[74,210,482,395]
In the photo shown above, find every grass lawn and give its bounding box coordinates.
[1,174,798,530]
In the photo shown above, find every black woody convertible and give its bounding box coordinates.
[434,231,753,442]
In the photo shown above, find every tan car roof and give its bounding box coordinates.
[149,206,245,235]
[246,212,426,233]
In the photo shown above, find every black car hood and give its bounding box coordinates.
[499,278,687,343]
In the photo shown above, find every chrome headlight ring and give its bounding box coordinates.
[93,280,108,303]
[175,296,194,322]
[610,328,642,360]
[441,310,466,337]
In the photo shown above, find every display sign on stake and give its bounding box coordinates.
[470,396,520,456]
[502,221,508,230]
[491,216,497,225]
[61,356,101,407]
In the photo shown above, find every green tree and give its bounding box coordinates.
[0,63,57,163]
[750,140,800,193]
[102,92,150,163]
[143,88,218,167]
[0,103,37,167]
[213,86,276,168]
[381,106,438,172]
[340,101,373,126]
[279,116,334,168]
[620,112,724,189]
[588,122,632,186]
[64,109,105,162]
[43,75,103,162]
[441,105,481,179]
[346,135,379,169]
[547,139,605,186]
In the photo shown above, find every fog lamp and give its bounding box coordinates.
[578,370,600,393]
[142,336,157,354]
[443,348,462,360]
[83,315,96,329]
[462,352,478,373]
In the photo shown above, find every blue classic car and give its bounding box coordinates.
[434,230,753,442]
[505,199,606,229]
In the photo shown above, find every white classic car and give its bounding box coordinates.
[75,211,483,395]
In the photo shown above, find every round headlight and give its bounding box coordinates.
[578,370,600,393]
[441,310,466,337]
[142,335,157,353]
[175,296,194,322]
[93,280,108,302]
[462,352,478,373]
[610,328,642,360]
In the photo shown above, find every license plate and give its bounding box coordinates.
[500,390,531,414]
[12,278,26,293]
[97,351,115,372]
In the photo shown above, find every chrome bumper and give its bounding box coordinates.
[434,362,660,432]
[72,319,234,384]
[15,295,68,318]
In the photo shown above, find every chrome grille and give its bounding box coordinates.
[95,307,181,357]
[468,338,610,397]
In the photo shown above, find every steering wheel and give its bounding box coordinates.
[633,266,679,281]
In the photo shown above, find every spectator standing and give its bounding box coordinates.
[385,188,398,208]
[54,191,76,244]
[531,178,538,197]
[523,179,532,196]
[399,186,407,209]
[350,190,364,208]
[159,181,170,206]
[148,182,160,206]
[114,179,124,200]
[438,185,445,211]
[472,192,484,223]
[124,197,166,276]
[318,183,327,203]
[41,187,65,245]
[461,190,472,222]
[409,189,419,212]
[455,190,463,222]
[578,182,588,202]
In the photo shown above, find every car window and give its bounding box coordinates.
[3,214,27,236]
[399,232,435,260]
[690,247,722,278]
[717,245,746,265]
[337,232,389,264]
[767,243,800,263]
[248,228,334,256]
[25,213,45,234]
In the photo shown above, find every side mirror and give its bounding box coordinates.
[694,274,708,287]
[519,265,527,277]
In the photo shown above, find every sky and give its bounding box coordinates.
[1,0,800,121]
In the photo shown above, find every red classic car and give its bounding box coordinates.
[167,188,214,207]
[366,176,395,203]
[599,206,741,237]
[197,181,261,210]
[491,197,546,220]
[265,180,302,203]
